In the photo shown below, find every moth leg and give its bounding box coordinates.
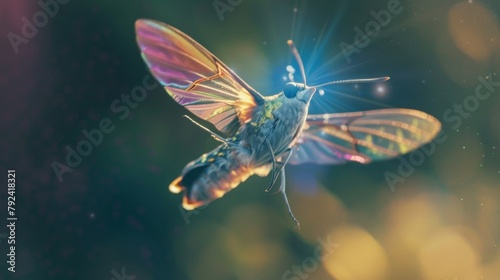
[183,115,233,145]
[278,168,300,229]
[267,149,293,192]
[264,139,292,192]
[265,138,278,192]
[272,151,292,195]
[262,141,298,226]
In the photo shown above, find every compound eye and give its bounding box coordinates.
[283,82,298,98]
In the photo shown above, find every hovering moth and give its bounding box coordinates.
[135,19,441,228]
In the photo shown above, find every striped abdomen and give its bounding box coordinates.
[169,144,257,210]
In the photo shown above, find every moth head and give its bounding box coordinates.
[283,82,316,103]
[283,82,303,98]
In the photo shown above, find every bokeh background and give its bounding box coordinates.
[1,0,500,279]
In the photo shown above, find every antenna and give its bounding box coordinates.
[287,40,390,88]
[287,40,307,86]
[315,76,390,88]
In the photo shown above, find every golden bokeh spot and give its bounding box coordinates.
[418,227,481,279]
[482,255,500,279]
[323,225,389,280]
[177,222,234,280]
[384,193,442,248]
[288,185,348,243]
[221,204,289,279]
[448,2,500,61]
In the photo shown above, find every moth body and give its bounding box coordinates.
[241,93,309,165]
[171,91,312,210]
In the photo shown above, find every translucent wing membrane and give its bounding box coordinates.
[290,109,441,165]
[136,19,264,135]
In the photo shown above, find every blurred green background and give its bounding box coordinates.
[1,0,500,279]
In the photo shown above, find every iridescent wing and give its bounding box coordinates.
[290,109,441,165]
[135,19,265,135]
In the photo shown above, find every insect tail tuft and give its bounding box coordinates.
[169,177,185,194]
